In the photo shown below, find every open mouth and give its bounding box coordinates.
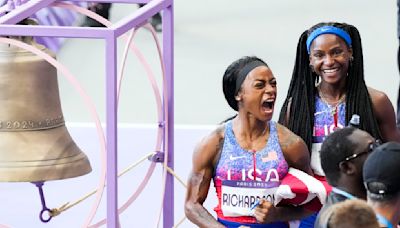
[262,100,274,113]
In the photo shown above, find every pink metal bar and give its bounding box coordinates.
[105,31,119,227]
[162,3,174,227]
[0,24,110,38]
[61,0,152,3]
[113,0,169,36]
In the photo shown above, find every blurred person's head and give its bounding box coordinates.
[363,142,400,227]
[320,127,377,198]
[320,199,380,228]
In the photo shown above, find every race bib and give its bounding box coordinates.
[221,180,279,217]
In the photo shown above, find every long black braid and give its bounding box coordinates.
[279,22,382,151]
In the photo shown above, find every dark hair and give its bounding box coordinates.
[278,22,382,151]
[222,56,268,111]
[320,127,358,186]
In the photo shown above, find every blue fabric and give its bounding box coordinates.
[376,213,393,228]
[306,26,352,53]
[331,187,355,200]
[218,218,288,228]
[215,120,289,182]
[299,212,318,228]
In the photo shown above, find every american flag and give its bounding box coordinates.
[275,168,332,211]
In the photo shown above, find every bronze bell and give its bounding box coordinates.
[0,37,92,182]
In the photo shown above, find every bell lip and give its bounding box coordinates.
[0,156,92,182]
[0,124,92,182]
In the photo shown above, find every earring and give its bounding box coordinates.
[315,77,320,87]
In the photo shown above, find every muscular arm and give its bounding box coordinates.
[277,124,313,175]
[184,127,225,228]
[369,88,400,142]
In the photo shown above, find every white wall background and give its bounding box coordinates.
[58,0,399,125]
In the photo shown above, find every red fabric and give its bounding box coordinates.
[276,170,332,212]
[315,175,333,194]
[278,172,309,205]
[302,197,323,211]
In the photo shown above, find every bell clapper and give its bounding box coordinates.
[32,182,53,223]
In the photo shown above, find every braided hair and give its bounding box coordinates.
[278,22,382,151]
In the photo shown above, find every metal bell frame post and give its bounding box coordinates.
[0,0,174,227]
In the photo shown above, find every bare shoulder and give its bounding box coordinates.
[367,86,389,104]
[367,86,400,142]
[275,122,312,174]
[198,124,225,144]
[192,124,225,168]
[366,86,395,119]
[197,124,225,150]
[275,122,306,150]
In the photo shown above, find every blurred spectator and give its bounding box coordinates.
[319,199,380,228]
[314,127,379,228]
[81,3,111,27]
[138,4,162,32]
[363,142,400,228]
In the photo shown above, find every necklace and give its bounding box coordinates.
[317,85,346,127]
[317,86,346,115]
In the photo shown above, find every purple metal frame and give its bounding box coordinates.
[0,0,174,227]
